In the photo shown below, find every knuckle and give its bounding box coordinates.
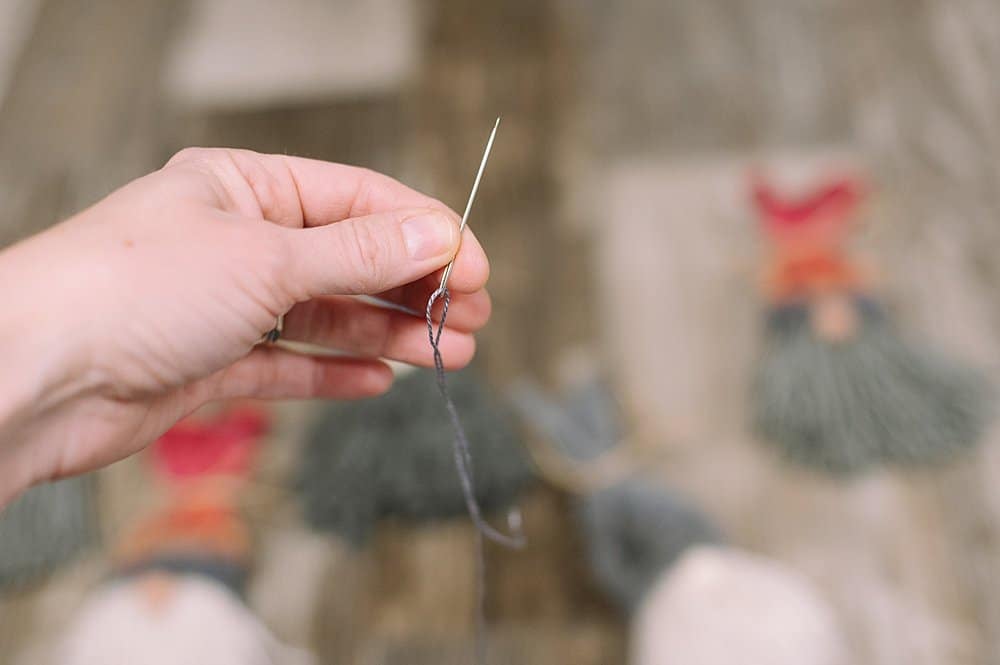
[162,148,234,208]
[261,356,283,394]
[293,300,325,340]
[165,146,217,168]
[343,220,388,292]
[455,337,477,368]
[234,152,294,224]
[476,291,493,327]
[340,307,391,357]
[308,359,327,395]
[348,169,379,217]
[259,226,296,301]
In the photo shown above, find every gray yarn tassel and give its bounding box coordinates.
[296,365,532,546]
[754,298,991,474]
[0,475,96,588]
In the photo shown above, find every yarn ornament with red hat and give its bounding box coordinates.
[750,174,990,473]
[114,403,271,602]
[56,404,316,665]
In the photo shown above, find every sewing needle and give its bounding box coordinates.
[438,117,500,293]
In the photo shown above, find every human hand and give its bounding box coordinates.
[0,148,490,501]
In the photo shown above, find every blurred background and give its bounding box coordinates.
[2,0,1000,663]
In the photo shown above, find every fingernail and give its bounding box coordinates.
[402,212,455,260]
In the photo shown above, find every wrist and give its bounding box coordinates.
[0,230,97,485]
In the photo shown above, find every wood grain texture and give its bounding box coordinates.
[3,1,1000,663]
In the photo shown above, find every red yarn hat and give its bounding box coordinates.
[751,175,863,232]
[151,406,269,480]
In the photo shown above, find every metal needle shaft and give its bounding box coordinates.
[438,117,500,292]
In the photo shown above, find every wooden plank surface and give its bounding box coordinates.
[2,1,1000,664]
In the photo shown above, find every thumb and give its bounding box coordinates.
[284,207,460,296]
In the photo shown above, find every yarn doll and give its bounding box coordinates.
[511,379,847,665]
[58,403,314,665]
[114,404,269,596]
[751,175,990,473]
[0,475,96,589]
[297,368,534,546]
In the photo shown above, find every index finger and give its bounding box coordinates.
[168,147,451,227]
[268,154,489,292]
[167,148,490,292]
[278,155,448,226]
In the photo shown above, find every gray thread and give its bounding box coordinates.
[425,285,525,663]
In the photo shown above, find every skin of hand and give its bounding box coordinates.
[0,148,491,504]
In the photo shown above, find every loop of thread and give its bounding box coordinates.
[425,287,527,549]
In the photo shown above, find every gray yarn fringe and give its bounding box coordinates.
[580,481,723,612]
[510,379,723,612]
[754,299,991,474]
[0,475,96,589]
[297,369,534,546]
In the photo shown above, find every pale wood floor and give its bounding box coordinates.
[3,1,1000,664]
